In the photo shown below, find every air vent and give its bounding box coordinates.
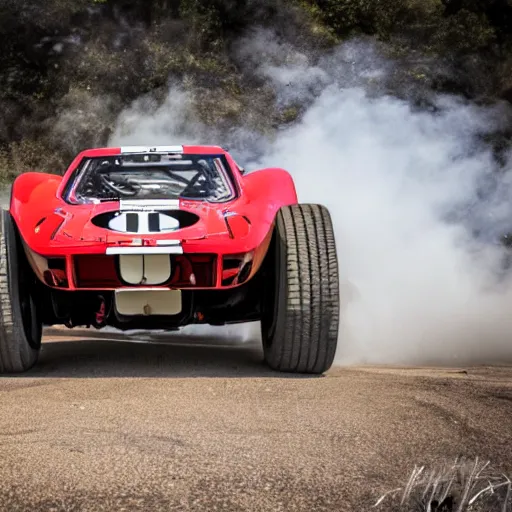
[92,209,200,234]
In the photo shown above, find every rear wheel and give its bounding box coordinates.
[261,204,339,374]
[0,210,42,373]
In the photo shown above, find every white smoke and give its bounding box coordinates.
[256,87,512,365]
[110,87,201,146]
[109,29,512,366]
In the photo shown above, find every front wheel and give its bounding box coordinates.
[0,210,42,373]
[261,204,340,374]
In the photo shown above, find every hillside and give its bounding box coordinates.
[1,0,512,181]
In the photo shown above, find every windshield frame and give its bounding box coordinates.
[61,153,239,205]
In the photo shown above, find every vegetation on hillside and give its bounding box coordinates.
[1,0,512,180]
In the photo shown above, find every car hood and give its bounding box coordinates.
[52,202,232,246]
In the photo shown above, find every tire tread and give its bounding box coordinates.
[0,210,39,373]
[263,204,339,374]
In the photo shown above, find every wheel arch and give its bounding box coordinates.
[10,172,63,226]
[242,167,298,207]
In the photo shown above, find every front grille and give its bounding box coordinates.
[73,254,217,289]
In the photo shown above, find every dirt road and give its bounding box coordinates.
[0,329,511,511]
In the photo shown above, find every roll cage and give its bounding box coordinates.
[61,153,238,205]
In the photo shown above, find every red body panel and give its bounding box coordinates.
[10,145,298,291]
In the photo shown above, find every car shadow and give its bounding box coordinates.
[5,328,323,379]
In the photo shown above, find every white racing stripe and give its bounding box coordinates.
[138,212,149,233]
[120,145,184,154]
[106,246,184,255]
[119,254,172,285]
[119,199,180,211]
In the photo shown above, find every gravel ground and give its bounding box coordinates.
[0,329,511,511]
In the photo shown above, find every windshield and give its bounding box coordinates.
[62,153,237,204]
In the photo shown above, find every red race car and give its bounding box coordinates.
[0,145,339,374]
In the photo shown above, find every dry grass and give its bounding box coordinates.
[374,458,511,511]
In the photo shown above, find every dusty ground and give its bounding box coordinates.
[0,328,511,511]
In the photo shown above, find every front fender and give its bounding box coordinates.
[10,172,63,240]
[243,167,298,208]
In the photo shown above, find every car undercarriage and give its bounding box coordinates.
[37,268,264,332]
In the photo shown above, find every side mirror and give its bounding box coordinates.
[238,166,246,175]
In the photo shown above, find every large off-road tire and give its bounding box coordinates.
[261,204,339,374]
[0,209,42,373]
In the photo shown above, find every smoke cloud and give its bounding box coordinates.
[109,29,512,367]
